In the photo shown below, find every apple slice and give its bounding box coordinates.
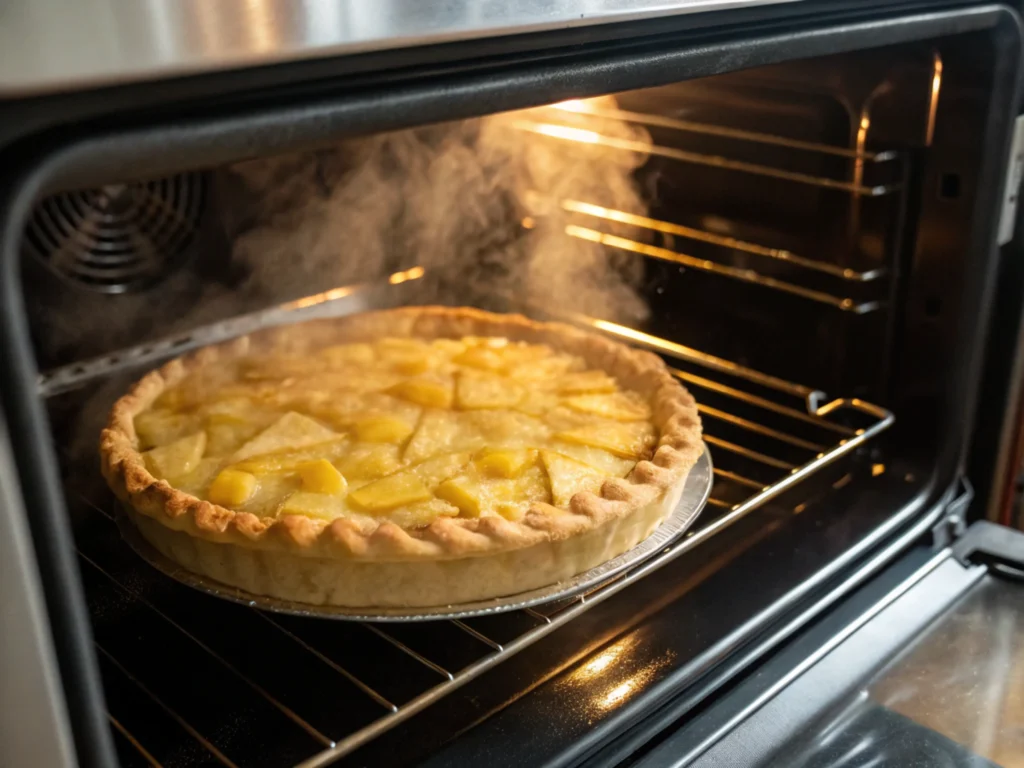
[555,423,654,460]
[349,472,433,513]
[508,354,580,383]
[143,431,207,480]
[541,451,606,507]
[475,448,536,479]
[404,410,467,463]
[409,452,472,488]
[204,414,264,457]
[297,459,347,496]
[337,444,402,481]
[352,415,414,444]
[386,499,460,529]
[231,412,338,462]
[453,346,506,372]
[564,393,651,421]
[232,437,348,474]
[207,468,258,508]
[278,491,346,521]
[435,476,485,517]
[134,410,200,450]
[557,370,618,395]
[173,457,223,498]
[455,373,524,410]
[388,377,454,409]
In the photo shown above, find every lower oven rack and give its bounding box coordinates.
[51,277,893,768]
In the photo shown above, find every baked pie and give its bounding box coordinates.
[100,307,703,608]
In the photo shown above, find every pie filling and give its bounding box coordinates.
[133,335,659,530]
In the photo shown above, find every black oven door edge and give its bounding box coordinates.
[412,477,965,768]
[623,519,1024,768]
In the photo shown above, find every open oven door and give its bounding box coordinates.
[615,520,1024,768]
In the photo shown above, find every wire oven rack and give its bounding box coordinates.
[515,101,908,315]
[44,270,894,768]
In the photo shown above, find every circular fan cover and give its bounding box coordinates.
[24,173,207,293]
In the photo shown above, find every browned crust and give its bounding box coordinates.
[99,307,703,561]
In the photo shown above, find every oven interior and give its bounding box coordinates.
[12,24,1019,768]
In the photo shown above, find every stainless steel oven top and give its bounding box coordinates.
[0,0,798,96]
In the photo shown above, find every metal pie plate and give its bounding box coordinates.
[117,443,712,622]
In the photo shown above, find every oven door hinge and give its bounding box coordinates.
[997,114,1024,245]
[931,476,972,548]
[952,519,1024,571]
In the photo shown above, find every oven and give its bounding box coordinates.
[3,2,1024,767]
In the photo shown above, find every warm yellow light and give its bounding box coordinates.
[926,53,943,146]
[581,652,616,677]
[601,681,635,708]
[872,463,886,476]
[551,99,593,114]
[565,224,604,243]
[529,123,601,144]
[521,216,536,230]
[389,266,425,285]
[289,285,355,309]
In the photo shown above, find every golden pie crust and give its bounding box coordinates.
[100,307,703,607]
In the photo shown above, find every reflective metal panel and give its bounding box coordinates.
[870,575,1024,768]
[0,0,799,96]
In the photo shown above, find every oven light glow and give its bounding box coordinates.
[528,124,601,144]
[926,53,943,146]
[601,681,636,708]
[572,636,639,683]
[389,266,425,285]
[565,224,603,243]
[581,651,617,677]
[289,285,356,309]
[551,99,593,114]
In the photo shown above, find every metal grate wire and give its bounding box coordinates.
[54,284,893,767]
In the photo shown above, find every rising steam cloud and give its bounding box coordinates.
[227,96,653,322]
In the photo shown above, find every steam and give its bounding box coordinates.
[226,95,652,322]
[34,97,653,366]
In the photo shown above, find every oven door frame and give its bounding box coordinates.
[1,4,1022,767]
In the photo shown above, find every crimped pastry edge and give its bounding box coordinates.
[100,306,703,563]
[125,474,684,607]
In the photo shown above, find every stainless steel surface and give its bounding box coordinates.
[677,548,958,766]
[998,114,1024,246]
[870,574,1024,767]
[0,0,801,96]
[678,551,989,768]
[0,413,77,768]
[114,446,712,620]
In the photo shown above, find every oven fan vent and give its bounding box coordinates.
[24,172,207,293]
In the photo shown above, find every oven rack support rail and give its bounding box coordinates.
[514,98,912,315]
[52,272,893,767]
[520,195,894,315]
[512,116,905,196]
